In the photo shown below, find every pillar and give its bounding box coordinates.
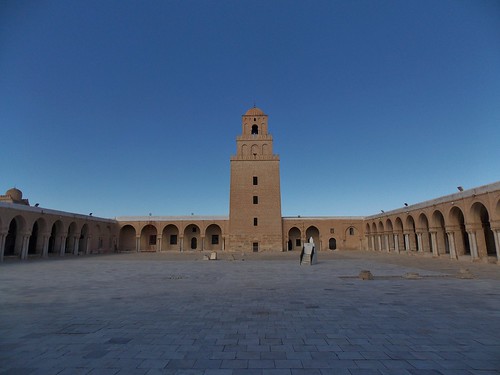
[180,236,184,252]
[86,236,91,254]
[404,234,410,252]
[201,236,205,251]
[467,231,479,260]
[493,229,500,262]
[416,233,423,253]
[447,232,457,259]
[157,236,162,252]
[73,236,80,255]
[0,232,6,262]
[59,236,67,256]
[135,235,140,252]
[384,234,390,253]
[42,235,49,258]
[430,231,438,257]
[21,234,30,260]
[394,234,399,253]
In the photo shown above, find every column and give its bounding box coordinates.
[394,234,399,253]
[73,237,80,255]
[467,231,479,260]
[416,233,423,253]
[430,231,438,257]
[42,235,49,258]
[180,236,184,252]
[376,235,381,251]
[135,235,140,252]
[21,234,30,260]
[0,233,6,262]
[222,236,225,251]
[447,232,457,259]
[493,230,500,262]
[59,236,67,256]
[86,236,91,254]
[404,234,410,252]
[157,236,162,252]
[201,236,205,251]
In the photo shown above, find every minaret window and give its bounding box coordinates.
[251,125,259,134]
[253,176,258,185]
[253,218,258,226]
[253,196,258,204]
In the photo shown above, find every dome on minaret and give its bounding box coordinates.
[6,187,22,201]
[244,107,265,116]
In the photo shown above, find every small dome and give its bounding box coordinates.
[245,107,265,116]
[6,187,22,201]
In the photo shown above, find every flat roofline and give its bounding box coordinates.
[365,180,500,219]
[116,216,229,222]
[282,216,365,220]
[0,202,115,222]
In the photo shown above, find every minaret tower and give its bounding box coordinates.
[228,106,282,252]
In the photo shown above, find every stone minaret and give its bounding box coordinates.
[228,107,282,252]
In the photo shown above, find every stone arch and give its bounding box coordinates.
[65,222,78,254]
[161,224,179,251]
[394,217,404,251]
[48,220,64,254]
[205,224,222,251]
[184,224,200,250]
[251,124,259,135]
[385,219,394,251]
[140,224,157,252]
[241,144,248,158]
[28,217,47,256]
[306,226,320,251]
[251,144,259,157]
[262,144,269,155]
[371,223,378,250]
[328,237,337,250]
[496,198,500,220]
[79,223,89,254]
[405,215,417,251]
[288,227,301,251]
[377,221,384,233]
[4,215,27,257]
[449,206,470,256]
[119,225,136,252]
[470,202,496,257]
[365,223,371,234]
[431,210,448,255]
[418,213,431,253]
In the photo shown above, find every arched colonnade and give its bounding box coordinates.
[118,220,227,252]
[0,204,117,261]
[365,196,500,262]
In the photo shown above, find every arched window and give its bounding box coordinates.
[349,227,355,236]
[251,125,259,134]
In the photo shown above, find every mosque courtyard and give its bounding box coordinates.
[1,250,499,375]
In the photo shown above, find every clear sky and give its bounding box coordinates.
[1,0,499,219]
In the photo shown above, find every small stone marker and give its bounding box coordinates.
[203,255,209,261]
[210,251,217,260]
[359,270,374,280]
[458,268,474,279]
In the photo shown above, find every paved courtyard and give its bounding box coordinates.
[1,250,499,375]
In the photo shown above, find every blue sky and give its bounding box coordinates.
[1,0,499,218]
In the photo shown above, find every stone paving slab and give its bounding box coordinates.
[1,250,499,375]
